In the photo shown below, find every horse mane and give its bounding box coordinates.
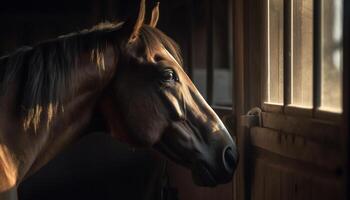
[0,21,123,131]
[0,21,182,132]
[140,25,183,66]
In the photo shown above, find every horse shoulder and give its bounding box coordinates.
[0,144,18,194]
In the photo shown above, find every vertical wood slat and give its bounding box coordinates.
[251,159,265,200]
[283,0,292,107]
[227,0,234,107]
[261,0,269,105]
[233,0,247,199]
[296,174,313,200]
[264,164,281,200]
[227,0,234,70]
[344,1,350,200]
[281,170,294,200]
[206,0,214,105]
[311,177,342,200]
[312,0,321,116]
[187,0,194,79]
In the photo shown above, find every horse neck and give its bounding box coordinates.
[0,45,118,188]
[25,45,118,177]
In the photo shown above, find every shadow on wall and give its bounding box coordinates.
[18,132,161,200]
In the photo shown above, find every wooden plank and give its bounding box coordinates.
[294,173,312,200]
[344,1,350,199]
[261,112,341,146]
[232,0,248,199]
[252,156,340,200]
[186,0,194,79]
[311,176,342,200]
[314,109,342,122]
[251,159,265,200]
[284,0,292,105]
[260,0,269,105]
[264,163,281,200]
[252,149,342,199]
[258,157,330,200]
[206,0,214,104]
[252,147,342,181]
[246,0,263,107]
[227,0,234,92]
[312,0,321,114]
[281,168,313,200]
[262,103,284,113]
[250,127,342,170]
[284,105,313,117]
[280,169,294,200]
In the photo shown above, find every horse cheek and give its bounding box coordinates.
[98,97,138,146]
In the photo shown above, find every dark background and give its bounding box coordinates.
[0,0,232,98]
[0,0,215,72]
[1,1,179,199]
[0,0,231,199]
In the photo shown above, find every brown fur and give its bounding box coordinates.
[0,1,236,196]
[0,16,182,194]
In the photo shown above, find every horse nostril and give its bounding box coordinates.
[223,146,236,174]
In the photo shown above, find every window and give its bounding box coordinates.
[234,0,346,199]
[265,0,343,115]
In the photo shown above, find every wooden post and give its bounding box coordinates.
[187,0,194,79]
[233,0,247,199]
[284,0,292,107]
[206,0,214,105]
[312,0,321,117]
[343,1,350,199]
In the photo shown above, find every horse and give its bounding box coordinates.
[0,1,238,199]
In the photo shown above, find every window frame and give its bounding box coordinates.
[233,0,348,199]
[262,0,343,123]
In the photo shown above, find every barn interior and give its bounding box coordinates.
[0,0,349,200]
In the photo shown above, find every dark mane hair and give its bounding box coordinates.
[0,21,182,131]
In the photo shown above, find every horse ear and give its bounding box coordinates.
[124,0,146,43]
[149,2,160,27]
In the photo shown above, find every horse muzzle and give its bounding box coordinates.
[192,144,237,187]
[154,121,238,187]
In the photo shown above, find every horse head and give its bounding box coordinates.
[99,0,238,187]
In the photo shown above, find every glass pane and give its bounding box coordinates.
[320,0,343,113]
[267,0,284,104]
[291,0,313,108]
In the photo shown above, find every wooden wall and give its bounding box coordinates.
[233,0,348,200]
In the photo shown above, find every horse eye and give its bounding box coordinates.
[154,55,162,62]
[161,70,177,82]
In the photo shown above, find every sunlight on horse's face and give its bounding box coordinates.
[106,26,238,186]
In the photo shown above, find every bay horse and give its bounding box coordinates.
[0,1,238,199]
